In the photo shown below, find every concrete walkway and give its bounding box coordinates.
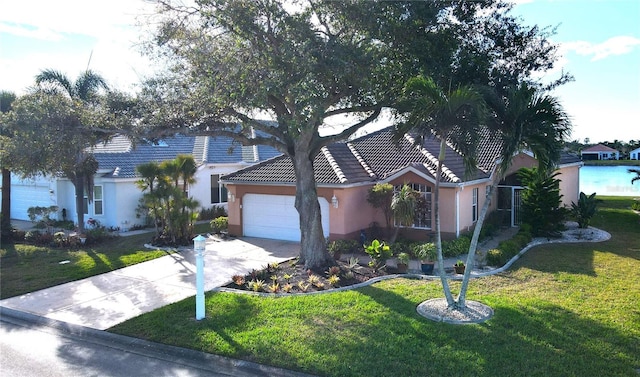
[1,236,300,330]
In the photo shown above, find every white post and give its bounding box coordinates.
[193,235,206,320]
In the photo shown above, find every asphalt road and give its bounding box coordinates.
[0,308,313,377]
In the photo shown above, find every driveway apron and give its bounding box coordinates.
[0,237,299,330]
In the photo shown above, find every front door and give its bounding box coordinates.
[497,186,523,227]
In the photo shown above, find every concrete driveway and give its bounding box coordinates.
[0,236,300,330]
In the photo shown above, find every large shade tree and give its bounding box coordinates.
[140,0,570,269]
[4,69,128,232]
[0,91,17,243]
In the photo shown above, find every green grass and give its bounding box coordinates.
[0,223,211,299]
[110,197,640,377]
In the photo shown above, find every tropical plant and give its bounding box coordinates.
[397,252,410,265]
[519,168,567,237]
[629,168,640,185]
[390,184,418,243]
[364,239,392,271]
[570,192,599,228]
[367,183,395,236]
[136,155,200,245]
[414,242,436,262]
[394,75,486,308]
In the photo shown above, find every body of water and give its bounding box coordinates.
[579,165,640,197]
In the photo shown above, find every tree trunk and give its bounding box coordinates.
[435,139,456,307]
[1,168,11,243]
[291,152,333,270]
[74,173,85,233]
[457,183,496,308]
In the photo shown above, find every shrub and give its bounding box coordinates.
[486,248,506,266]
[442,236,471,257]
[632,201,640,211]
[328,239,360,254]
[200,206,228,221]
[210,216,228,234]
[24,230,42,244]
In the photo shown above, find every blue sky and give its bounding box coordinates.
[1,0,638,144]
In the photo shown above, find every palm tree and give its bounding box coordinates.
[1,90,17,243]
[629,168,640,185]
[35,69,109,232]
[455,83,571,308]
[390,184,418,243]
[395,76,486,308]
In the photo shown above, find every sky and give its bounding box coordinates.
[1,0,638,144]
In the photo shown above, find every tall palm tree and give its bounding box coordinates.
[395,76,486,308]
[1,90,17,243]
[35,69,109,232]
[456,83,571,308]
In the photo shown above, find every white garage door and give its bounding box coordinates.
[242,194,330,241]
[11,183,53,221]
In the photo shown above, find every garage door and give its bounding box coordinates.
[242,194,330,241]
[11,182,53,221]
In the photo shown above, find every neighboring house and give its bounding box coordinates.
[581,144,620,160]
[630,147,640,160]
[221,127,582,242]
[5,134,280,230]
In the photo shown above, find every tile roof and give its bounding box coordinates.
[581,144,619,153]
[92,134,280,179]
[222,127,495,186]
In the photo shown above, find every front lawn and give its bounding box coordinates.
[0,223,211,299]
[109,197,640,377]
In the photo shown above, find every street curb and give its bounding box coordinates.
[0,306,316,377]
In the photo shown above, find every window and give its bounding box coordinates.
[210,174,228,204]
[83,186,103,216]
[472,187,478,223]
[94,186,103,215]
[393,183,432,229]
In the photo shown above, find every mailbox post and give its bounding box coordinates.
[193,235,206,320]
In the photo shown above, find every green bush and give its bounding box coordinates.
[199,206,228,221]
[486,248,506,266]
[210,216,229,234]
[631,201,640,211]
[328,239,360,254]
[442,235,471,257]
[485,229,533,267]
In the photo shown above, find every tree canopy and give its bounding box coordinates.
[140,0,571,268]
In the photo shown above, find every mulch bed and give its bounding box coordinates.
[222,256,399,294]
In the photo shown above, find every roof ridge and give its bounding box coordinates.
[321,146,348,183]
[346,142,377,179]
[404,134,460,183]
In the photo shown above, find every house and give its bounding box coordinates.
[630,147,640,160]
[5,134,280,230]
[221,127,582,242]
[581,144,620,160]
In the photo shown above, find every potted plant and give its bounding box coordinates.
[396,252,410,273]
[415,242,436,275]
[454,260,466,274]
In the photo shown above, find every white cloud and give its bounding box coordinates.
[562,36,640,61]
